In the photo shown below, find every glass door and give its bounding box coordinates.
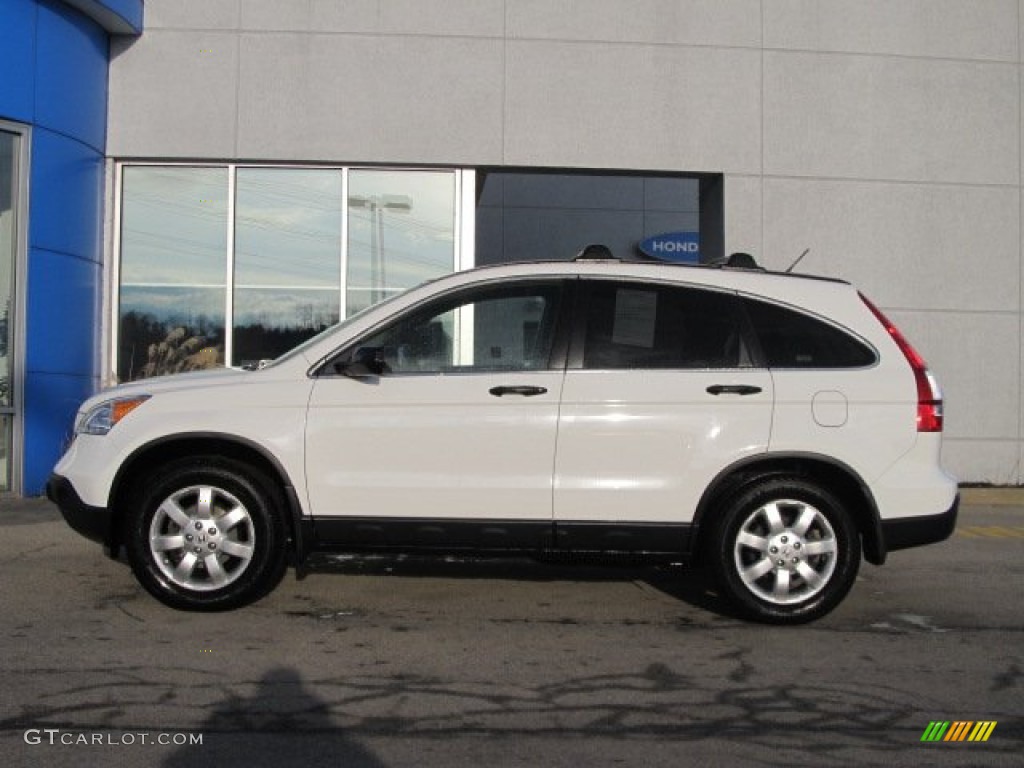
[0,125,25,492]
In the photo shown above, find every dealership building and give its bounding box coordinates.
[2,0,1021,495]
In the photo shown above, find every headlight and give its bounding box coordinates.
[77,396,151,436]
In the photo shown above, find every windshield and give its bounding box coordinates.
[262,290,411,369]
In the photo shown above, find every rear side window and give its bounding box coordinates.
[582,282,748,369]
[742,298,876,368]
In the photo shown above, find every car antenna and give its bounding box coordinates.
[785,248,810,273]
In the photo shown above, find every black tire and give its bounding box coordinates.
[125,457,288,611]
[708,476,860,624]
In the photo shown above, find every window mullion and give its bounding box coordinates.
[225,165,236,368]
[340,167,349,320]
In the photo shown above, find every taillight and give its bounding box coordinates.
[859,294,943,432]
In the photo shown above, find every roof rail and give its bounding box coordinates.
[713,252,763,270]
[574,243,618,261]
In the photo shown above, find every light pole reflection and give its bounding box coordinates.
[347,193,412,305]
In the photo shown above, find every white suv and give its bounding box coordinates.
[48,256,958,623]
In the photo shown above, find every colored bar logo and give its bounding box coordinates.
[921,721,997,742]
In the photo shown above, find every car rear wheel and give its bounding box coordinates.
[125,458,288,611]
[709,477,860,624]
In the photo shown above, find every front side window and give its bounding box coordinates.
[582,282,747,370]
[346,282,563,375]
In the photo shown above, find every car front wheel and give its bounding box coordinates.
[125,458,288,611]
[709,477,860,624]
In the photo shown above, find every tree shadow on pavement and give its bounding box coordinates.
[162,666,383,768]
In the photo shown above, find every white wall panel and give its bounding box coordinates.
[764,52,1019,185]
[508,0,761,48]
[723,175,762,257]
[505,41,761,172]
[108,31,240,157]
[762,179,1020,312]
[941,440,1021,485]
[234,33,505,163]
[144,0,240,30]
[241,0,505,37]
[765,0,1019,62]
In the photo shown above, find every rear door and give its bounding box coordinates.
[553,279,774,548]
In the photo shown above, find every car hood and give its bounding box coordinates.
[78,368,249,411]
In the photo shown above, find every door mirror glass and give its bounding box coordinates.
[337,346,390,378]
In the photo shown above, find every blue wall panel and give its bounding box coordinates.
[28,129,104,263]
[23,371,95,480]
[0,0,38,123]
[35,1,109,154]
[22,244,101,493]
[1,1,142,493]
[25,247,100,382]
[11,0,119,494]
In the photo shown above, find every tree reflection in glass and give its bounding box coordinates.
[118,167,228,380]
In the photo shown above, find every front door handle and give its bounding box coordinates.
[706,384,762,396]
[489,385,548,397]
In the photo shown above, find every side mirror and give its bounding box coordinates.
[337,347,389,378]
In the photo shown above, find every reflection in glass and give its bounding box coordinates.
[0,131,16,410]
[120,166,229,285]
[475,171,700,265]
[347,170,456,316]
[118,286,225,381]
[0,130,18,491]
[117,165,463,378]
[0,414,9,490]
[235,169,341,287]
[232,169,342,366]
[119,166,228,380]
[232,288,338,367]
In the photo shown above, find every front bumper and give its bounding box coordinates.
[46,473,113,548]
[879,493,960,553]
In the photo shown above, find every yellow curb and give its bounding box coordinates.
[959,487,1024,506]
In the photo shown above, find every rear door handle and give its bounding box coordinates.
[489,385,548,397]
[706,384,762,396]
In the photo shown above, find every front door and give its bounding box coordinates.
[305,280,567,543]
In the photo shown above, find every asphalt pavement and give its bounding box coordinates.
[0,491,1021,768]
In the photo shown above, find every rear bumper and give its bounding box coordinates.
[879,493,959,553]
[46,473,112,547]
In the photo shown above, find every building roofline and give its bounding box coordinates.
[62,0,143,35]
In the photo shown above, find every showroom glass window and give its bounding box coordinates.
[475,171,722,264]
[233,168,342,367]
[0,125,26,491]
[346,169,457,316]
[117,166,460,381]
[118,166,228,381]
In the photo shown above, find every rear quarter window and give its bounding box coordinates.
[742,298,876,368]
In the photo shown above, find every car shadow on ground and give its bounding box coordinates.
[300,552,744,622]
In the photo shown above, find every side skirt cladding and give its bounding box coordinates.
[309,518,694,559]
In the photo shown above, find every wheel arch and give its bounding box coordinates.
[106,433,309,565]
[690,452,886,566]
